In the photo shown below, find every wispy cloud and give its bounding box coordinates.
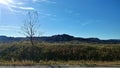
[38,11,57,18]
[65,9,73,14]
[0,0,35,13]
[80,20,98,26]
[33,0,48,2]
[81,22,92,26]
[0,25,20,31]
[65,9,80,16]
[32,0,56,4]
[18,7,34,10]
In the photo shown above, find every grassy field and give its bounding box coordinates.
[0,41,120,66]
[0,60,120,66]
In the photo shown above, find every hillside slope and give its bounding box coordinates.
[0,34,120,44]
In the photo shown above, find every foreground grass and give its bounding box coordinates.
[0,42,120,66]
[0,60,120,66]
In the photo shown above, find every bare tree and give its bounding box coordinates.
[21,11,40,60]
[21,11,39,46]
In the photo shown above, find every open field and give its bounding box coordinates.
[0,66,120,68]
[0,60,120,66]
[0,42,120,66]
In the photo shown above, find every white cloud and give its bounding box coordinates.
[16,2,24,5]
[81,22,92,26]
[0,25,20,31]
[65,9,74,14]
[33,0,49,2]
[18,7,34,10]
[0,0,35,12]
[33,0,56,4]
[80,20,98,26]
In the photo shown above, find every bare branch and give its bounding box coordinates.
[21,11,40,45]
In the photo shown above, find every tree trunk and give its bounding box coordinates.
[30,36,34,60]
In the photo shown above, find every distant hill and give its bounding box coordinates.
[0,34,120,44]
[0,36,24,43]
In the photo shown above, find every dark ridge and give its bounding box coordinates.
[0,34,120,44]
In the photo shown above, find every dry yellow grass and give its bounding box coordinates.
[0,60,120,66]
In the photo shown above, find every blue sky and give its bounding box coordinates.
[0,0,120,39]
